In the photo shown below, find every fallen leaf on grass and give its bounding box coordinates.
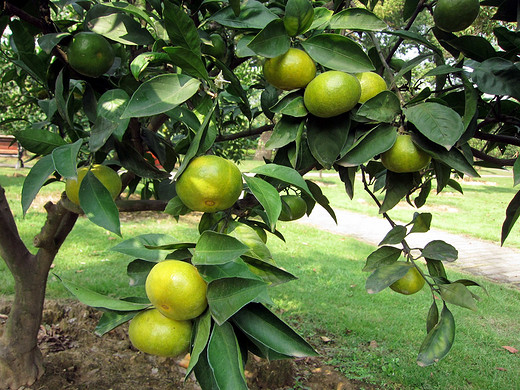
[501,346,518,354]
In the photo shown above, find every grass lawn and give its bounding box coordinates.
[1,164,520,389]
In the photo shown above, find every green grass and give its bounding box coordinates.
[2,165,520,389]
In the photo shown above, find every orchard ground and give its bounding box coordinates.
[1,162,520,389]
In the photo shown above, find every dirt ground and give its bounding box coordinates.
[0,299,380,390]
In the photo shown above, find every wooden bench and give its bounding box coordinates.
[0,135,24,168]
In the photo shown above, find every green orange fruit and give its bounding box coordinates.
[356,72,388,104]
[303,71,361,118]
[67,32,115,77]
[279,195,307,221]
[433,0,480,32]
[65,164,121,205]
[381,134,431,173]
[176,155,243,213]
[263,48,316,91]
[389,266,425,295]
[128,308,192,357]
[145,260,208,321]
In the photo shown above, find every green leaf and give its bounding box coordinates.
[356,91,401,123]
[329,8,387,31]
[89,117,119,153]
[449,36,497,62]
[164,196,191,217]
[111,234,177,261]
[192,231,250,266]
[386,30,441,55]
[21,154,55,216]
[306,113,351,169]
[305,180,337,223]
[470,58,520,100]
[404,103,464,150]
[270,93,308,118]
[79,172,121,236]
[417,304,455,367]
[51,139,82,180]
[198,259,263,283]
[379,172,414,214]
[207,322,248,390]
[363,246,402,272]
[193,346,219,390]
[310,7,333,30]
[95,310,139,336]
[426,301,439,334]
[337,124,396,167]
[56,275,150,311]
[284,0,314,36]
[130,52,171,80]
[247,19,290,58]
[96,89,130,141]
[379,225,407,246]
[16,128,67,155]
[127,259,155,286]
[207,277,268,325]
[423,65,462,78]
[163,47,209,82]
[403,0,420,21]
[243,175,282,230]
[265,116,304,149]
[514,158,520,187]
[209,0,278,29]
[233,303,318,357]
[426,258,447,279]
[422,240,458,262]
[365,262,412,294]
[502,190,520,245]
[121,74,201,118]
[185,310,212,380]
[241,256,297,285]
[37,32,70,54]
[250,163,312,197]
[115,142,169,179]
[163,1,201,55]
[301,33,375,73]
[439,283,478,311]
[409,212,432,233]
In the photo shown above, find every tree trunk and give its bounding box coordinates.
[0,187,77,389]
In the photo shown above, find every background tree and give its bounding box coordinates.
[1,0,520,389]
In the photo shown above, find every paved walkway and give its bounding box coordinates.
[298,206,520,288]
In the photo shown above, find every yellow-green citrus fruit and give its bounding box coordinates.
[303,71,361,118]
[381,134,432,173]
[176,155,243,213]
[263,48,316,91]
[65,164,122,205]
[279,195,307,221]
[389,266,425,295]
[145,260,208,321]
[433,0,480,32]
[67,32,115,77]
[356,72,388,104]
[284,0,314,37]
[128,308,192,357]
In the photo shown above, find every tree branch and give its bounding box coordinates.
[215,125,274,142]
[471,148,516,166]
[474,130,520,148]
[59,194,168,215]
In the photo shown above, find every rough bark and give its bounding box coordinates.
[0,186,78,389]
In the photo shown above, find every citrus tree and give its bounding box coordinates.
[1,0,519,388]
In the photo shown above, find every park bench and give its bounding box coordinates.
[0,134,24,168]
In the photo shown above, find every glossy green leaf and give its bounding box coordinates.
[439,282,478,311]
[37,32,70,54]
[270,93,308,118]
[363,246,402,272]
[16,128,67,155]
[404,103,464,150]
[21,154,55,216]
[207,277,268,324]
[307,113,351,169]
[198,259,263,283]
[51,139,82,180]
[417,304,455,367]
[163,1,201,54]
[130,52,170,80]
[301,33,375,73]
[425,258,448,280]
[163,46,209,82]
[379,225,407,246]
[423,65,461,78]
[57,275,150,311]
[470,58,520,100]
[306,180,337,223]
[209,0,278,29]
[422,240,458,262]
[115,142,169,179]
[193,347,219,390]
[213,58,251,119]
[409,212,432,233]
[403,0,420,21]
[494,26,520,52]
[185,310,212,380]
[284,0,314,36]
[265,116,304,149]
[502,190,520,245]
[337,124,396,167]
[192,231,249,266]
[233,303,318,357]
[101,1,156,28]
[95,310,139,336]
[247,19,290,58]
[365,262,412,294]
[386,30,441,55]
[207,322,248,390]
[514,158,520,187]
[241,256,297,285]
[111,233,177,261]
[96,89,130,141]
[250,163,311,196]
[329,8,387,31]
[356,91,401,123]
[243,175,282,230]
[88,8,154,45]
[379,172,414,214]
[449,36,497,62]
[79,171,121,236]
[310,7,333,30]
[121,74,201,118]
[126,259,155,286]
